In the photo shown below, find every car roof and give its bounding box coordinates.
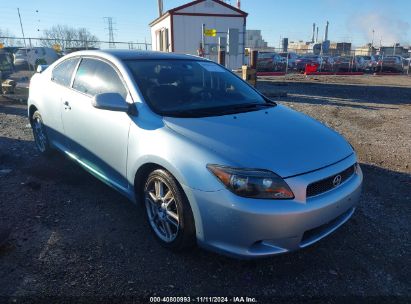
[66,49,205,61]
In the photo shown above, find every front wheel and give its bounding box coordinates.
[143,169,196,250]
[31,111,53,156]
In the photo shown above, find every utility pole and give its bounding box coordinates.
[17,8,27,47]
[158,0,163,17]
[104,17,116,48]
[371,29,375,48]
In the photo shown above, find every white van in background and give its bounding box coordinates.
[14,47,59,70]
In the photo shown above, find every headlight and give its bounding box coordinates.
[207,165,294,199]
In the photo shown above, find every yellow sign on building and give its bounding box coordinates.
[204,29,217,37]
[52,44,61,52]
[0,43,4,49]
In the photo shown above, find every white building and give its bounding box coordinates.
[245,30,268,49]
[149,0,248,70]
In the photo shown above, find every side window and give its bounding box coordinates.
[72,58,127,98]
[52,57,80,87]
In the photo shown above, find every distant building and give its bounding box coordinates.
[288,41,311,54]
[287,22,331,55]
[245,30,268,49]
[288,41,329,55]
[378,44,407,56]
[329,42,352,56]
[355,44,376,56]
[149,0,248,69]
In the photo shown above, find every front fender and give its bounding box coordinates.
[127,122,228,192]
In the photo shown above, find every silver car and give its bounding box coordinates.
[28,50,362,258]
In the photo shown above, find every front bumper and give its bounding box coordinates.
[183,154,362,258]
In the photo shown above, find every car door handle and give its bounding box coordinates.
[64,101,71,110]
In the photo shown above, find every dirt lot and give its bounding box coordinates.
[0,75,410,303]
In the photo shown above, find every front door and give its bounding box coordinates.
[61,57,131,192]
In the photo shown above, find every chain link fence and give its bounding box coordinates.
[243,47,410,75]
[1,35,409,79]
[0,36,152,77]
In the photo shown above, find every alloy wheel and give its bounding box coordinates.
[33,116,47,152]
[145,178,180,242]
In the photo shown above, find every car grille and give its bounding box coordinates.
[306,165,356,198]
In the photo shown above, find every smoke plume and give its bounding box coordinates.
[350,13,410,45]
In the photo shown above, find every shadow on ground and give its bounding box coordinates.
[258,81,411,110]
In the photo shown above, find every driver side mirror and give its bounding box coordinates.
[92,93,130,113]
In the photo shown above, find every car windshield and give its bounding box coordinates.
[15,49,29,58]
[125,59,271,117]
[258,53,275,59]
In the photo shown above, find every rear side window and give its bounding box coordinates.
[72,58,127,98]
[52,57,80,87]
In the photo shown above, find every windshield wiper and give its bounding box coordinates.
[163,103,276,118]
[230,103,276,110]
[163,109,224,118]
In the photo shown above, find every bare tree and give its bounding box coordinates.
[40,25,99,50]
[0,28,23,47]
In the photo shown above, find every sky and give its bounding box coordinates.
[0,0,410,47]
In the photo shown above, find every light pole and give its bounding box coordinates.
[17,8,27,47]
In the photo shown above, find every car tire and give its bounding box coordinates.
[143,169,196,251]
[31,111,53,156]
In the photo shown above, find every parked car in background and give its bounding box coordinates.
[333,56,360,72]
[63,47,99,55]
[318,56,335,72]
[405,58,411,73]
[295,55,321,72]
[14,47,59,71]
[278,52,299,69]
[377,56,405,73]
[28,50,362,258]
[0,50,15,79]
[257,52,286,72]
[356,55,379,73]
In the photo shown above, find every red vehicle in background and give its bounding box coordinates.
[256,52,286,72]
[295,55,321,72]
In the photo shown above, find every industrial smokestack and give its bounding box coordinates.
[237,0,241,9]
[316,26,319,43]
[312,23,316,43]
[158,0,163,17]
[324,21,329,41]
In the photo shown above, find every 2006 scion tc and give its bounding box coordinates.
[28,50,362,258]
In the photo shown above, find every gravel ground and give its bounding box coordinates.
[0,75,410,303]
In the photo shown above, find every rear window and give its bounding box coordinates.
[15,50,28,58]
[259,53,275,59]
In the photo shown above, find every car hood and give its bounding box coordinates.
[163,105,353,178]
